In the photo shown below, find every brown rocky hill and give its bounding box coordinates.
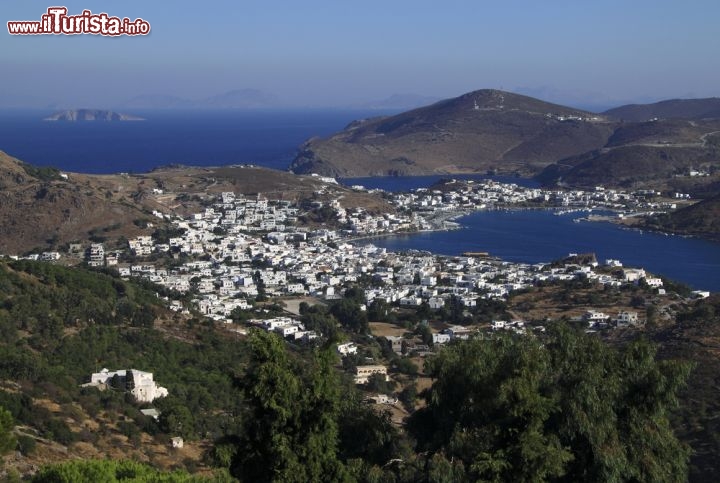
[537,145,713,188]
[290,89,615,177]
[291,91,720,192]
[537,119,720,189]
[0,152,149,254]
[0,152,392,255]
[642,194,720,241]
[604,97,720,121]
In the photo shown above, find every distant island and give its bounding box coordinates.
[44,109,145,122]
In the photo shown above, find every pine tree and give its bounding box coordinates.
[409,325,692,482]
[232,330,349,483]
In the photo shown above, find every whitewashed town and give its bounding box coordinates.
[12,177,703,364]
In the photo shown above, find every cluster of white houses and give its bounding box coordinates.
[37,183,666,334]
[13,178,681,270]
[0,180,690,404]
[377,178,679,216]
[4,182,681,337]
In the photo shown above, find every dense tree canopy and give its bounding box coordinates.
[330,292,369,334]
[0,260,696,482]
[409,325,692,482]
[31,459,232,482]
[231,330,349,483]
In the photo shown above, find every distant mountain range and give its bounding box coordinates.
[290,90,720,194]
[44,109,144,121]
[122,89,278,109]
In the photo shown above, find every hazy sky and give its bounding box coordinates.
[2,0,719,109]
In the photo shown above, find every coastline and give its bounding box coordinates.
[346,209,470,245]
[583,212,720,243]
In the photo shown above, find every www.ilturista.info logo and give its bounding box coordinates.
[7,7,150,36]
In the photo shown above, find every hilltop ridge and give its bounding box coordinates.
[289,90,720,197]
[603,97,720,121]
[290,89,614,177]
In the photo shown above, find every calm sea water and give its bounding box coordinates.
[368,209,720,291]
[0,109,392,174]
[0,109,717,291]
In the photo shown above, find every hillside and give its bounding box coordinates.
[0,257,704,481]
[290,89,615,177]
[0,259,246,478]
[651,295,720,481]
[0,152,151,254]
[0,251,714,480]
[641,194,720,241]
[537,119,720,189]
[604,98,720,121]
[0,152,393,255]
[537,145,714,188]
[290,91,720,191]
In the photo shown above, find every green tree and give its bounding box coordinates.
[158,401,195,440]
[331,298,369,334]
[253,270,268,302]
[301,304,341,342]
[366,373,396,394]
[343,286,366,305]
[231,330,349,482]
[0,406,16,455]
[338,403,401,468]
[409,325,692,482]
[31,459,232,482]
[367,299,393,323]
[415,323,433,346]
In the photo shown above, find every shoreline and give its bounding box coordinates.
[348,206,616,247]
[346,209,471,245]
[583,212,720,243]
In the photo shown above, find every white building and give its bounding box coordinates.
[337,342,358,356]
[644,277,663,288]
[623,268,646,282]
[88,368,168,403]
[432,333,451,344]
[88,243,105,267]
[584,310,610,325]
[354,365,389,384]
[616,311,640,327]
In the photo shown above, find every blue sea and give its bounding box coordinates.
[0,109,392,174]
[369,210,720,292]
[0,109,718,291]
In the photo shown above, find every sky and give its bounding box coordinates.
[1,0,720,110]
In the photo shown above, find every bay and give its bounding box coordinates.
[0,109,716,292]
[367,209,720,291]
